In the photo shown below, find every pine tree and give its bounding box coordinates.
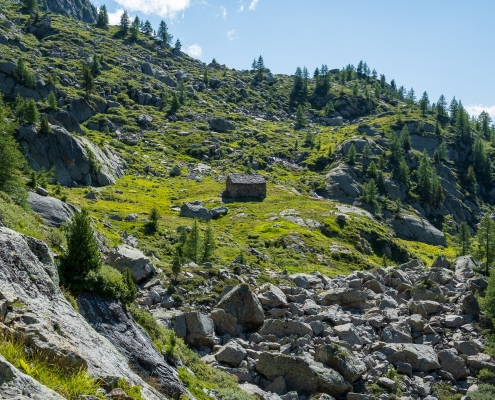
[39,115,51,135]
[119,10,130,35]
[256,55,265,79]
[203,69,209,84]
[24,99,39,124]
[47,91,58,110]
[347,143,357,164]
[398,158,410,186]
[22,0,37,11]
[90,55,101,76]
[477,212,495,276]
[171,249,181,284]
[473,136,491,181]
[157,20,173,44]
[295,105,307,129]
[174,38,182,51]
[143,20,153,36]
[130,17,139,40]
[466,165,477,192]
[362,143,371,159]
[400,125,412,151]
[148,206,160,233]
[202,222,215,263]
[96,5,109,29]
[418,150,432,203]
[437,94,447,117]
[170,92,180,113]
[449,97,459,123]
[61,209,102,291]
[80,62,94,99]
[122,267,137,304]
[183,219,201,263]
[290,67,304,106]
[367,160,377,178]
[406,88,416,104]
[419,92,429,117]
[388,131,403,164]
[456,222,472,256]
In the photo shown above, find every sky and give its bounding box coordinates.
[91,0,495,119]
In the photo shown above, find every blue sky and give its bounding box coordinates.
[92,0,495,119]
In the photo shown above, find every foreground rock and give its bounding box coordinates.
[217,284,265,329]
[0,354,64,399]
[27,192,77,227]
[0,227,164,400]
[78,293,188,398]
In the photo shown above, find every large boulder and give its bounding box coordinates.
[333,323,362,346]
[16,124,125,187]
[0,227,165,400]
[256,352,351,396]
[454,256,476,279]
[390,214,446,246]
[323,167,362,204]
[258,284,288,308]
[259,319,313,338]
[184,312,219,348]
[46,0,98,23]
[315,343,367,383]
[208,117,236,132]
[107,245,155,282]
[210,308,238,336]
[27,192,77,227]
[318,287,367,309]
[378,343,440,372]
[438,349,469,381]
[0,354,65,399]
[215,340,247,367]
[217,284,265,330]
[79,293,188,397]
[151,309,187,338]
[179,201,212,221]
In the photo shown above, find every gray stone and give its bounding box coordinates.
[210,308,238,336]
[215,340,247,367]
[184,312,219,348]
[107,245,155,282]
[318,287,367,308]
[378,343,440,372]
[259,319,313,338]
[141,62,155,76]
[333,323,362,346]
[179,200,212,221]
[256,352,351,397]
[382,324,412,343]
[377,377,397,392]
[152,309,187,338]
[209,117,236,132]
[258,284,287,308]
[444,315,465,328]
[217,284,265,329]
[290,273,322,289]
[391,213,446,246]
[315,343,367,382]
[210,206,229,219]
[438,349,469,381]
[27,192,77,227]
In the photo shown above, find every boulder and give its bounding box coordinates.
[210,308,238,336]
[438,349,469,381]
[107,245,155,282]
[462,293,481,317]
[16,124,124,187]
[217,284,265,330]
[333,323,362,346]
[27,192,77,227]
[79,293,187,397]
[45,0,98,23]
[318,287,367,309]
[382,324,412,343]
[184,312,219,348]
[378,343,440,372]
[0,354,65,399]
[0,227,164,400]
[215,340,247,367]
[141,62,155,76]
[323,167,362,204]
[466,353,495,371]
[377,377,397,392]
[290,273,322,289]
[258,284,287,308]
[151,309,187,338]
[179,200,212,221]
[454,256,476,279]
[211,206,229,219]
[391,214,447,246]
[256,352,351,396]
[259,319,313,338]
[209,117,236,132]
[315,343,367,383]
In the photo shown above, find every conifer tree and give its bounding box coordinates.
[418,150,432,203]
[90,55,102,76]
[295,105,307,129]
[130,17,139,40]
[400,125,412,151]
[120,10,130,35]
[367,160,377,178]
[437,94,447,117]
[170,92,180,113]
[183,219,201,263]
[456,221,472,256]
[61,209,102,291]
[39,115,51,135]
[398,158,410,186]
[419,92,429,117]
[347,143,357,164]
[473,136,491,181]
[477,212,495,276]
[466,165,477,192]
[256,55,265,79]
[24,99,39,124]
[157,20,173,44]
[47,91,58,110]
[148,205,160,233]
[122,267,137,304]
[388,131,403,164]
[362,143,371,159]
[202,222,215,263]
[143,20,153,36]
[172,249,181,284]
[174,38,182,51]
[406,88,416,104]
[80,62,94,99]
[96,5,109,29]
[22,0,37,11]
[449,97,459,123]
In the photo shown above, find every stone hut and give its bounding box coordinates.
[224,173,266,199]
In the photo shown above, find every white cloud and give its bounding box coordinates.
[238,5,244,12]
[113,0,191,18]
[249,0,259,10]
[184,44,202,57]
[220,6,227,20]
[108,8,124,25]
[227,29,238,41]
[465,104,495,120]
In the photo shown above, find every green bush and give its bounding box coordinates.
[86,265,136,304]
[470,384,495,400]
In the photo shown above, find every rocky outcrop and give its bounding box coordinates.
[46,0,98,23]
[323,166,362,204]
[16,124,125,187]
[0,227,165,400]
[217,284,265,330]
[107,245,155,282]
[78,293,188,399]
[27,192,77,227]
[208,117,236,132]
[390,213,447,246]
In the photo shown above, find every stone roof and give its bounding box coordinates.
[227,173,266,185]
